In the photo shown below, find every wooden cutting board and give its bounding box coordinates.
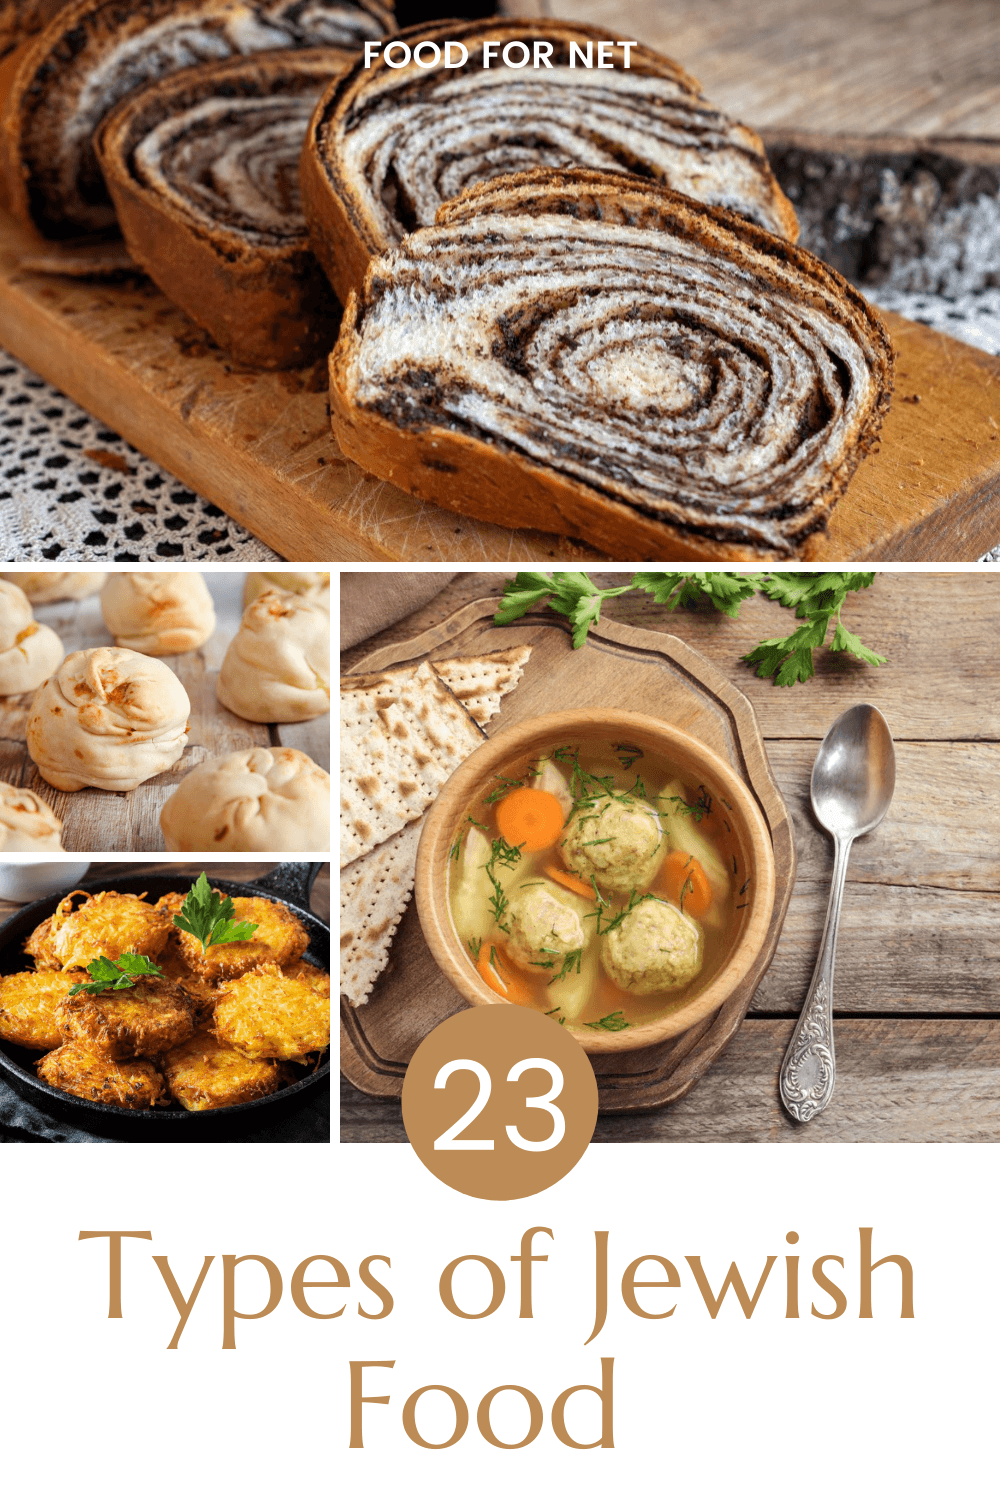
[1,207,997,561]
[340,597,797,1114]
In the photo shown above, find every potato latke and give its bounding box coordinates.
[0,970,86,1050]
[163,893,309,981]
[25,890,172,971]
[36,1042,167,1108]
[162,1027,294,1111]
[213,961,330,1062]
[56,972,196,1058]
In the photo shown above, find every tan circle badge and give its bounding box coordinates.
[402,1006,598,1200]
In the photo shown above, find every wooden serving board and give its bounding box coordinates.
[340,597,797,1115]
[0,576,331,852]
[0,208,998,561]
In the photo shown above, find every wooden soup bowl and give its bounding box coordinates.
[416,710,776,1055]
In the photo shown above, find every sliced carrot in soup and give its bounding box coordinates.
[544,864,596,899]
[658,849,713,918]
[496,787,565,851]
[477,945,532,1006]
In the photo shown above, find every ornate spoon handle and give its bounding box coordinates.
[779,833,853,1123]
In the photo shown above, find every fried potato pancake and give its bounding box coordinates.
[157,949,218,1022]
[56,973,196,1059]
[162,893,309,981]
[37,1042,167,1108]
[25,890,172,972]
[213,961,330,1062]
[0,969,86,1050]
[162,1027,294,1111]
[283,959,331,1000]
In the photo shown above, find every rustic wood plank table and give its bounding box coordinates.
[340,571,1000,1143]
[508,0,1000,137]
[0,573,331,851]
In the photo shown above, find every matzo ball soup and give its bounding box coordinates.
[447,740,750,1033]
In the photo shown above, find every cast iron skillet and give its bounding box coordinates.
[0,862,329,1141]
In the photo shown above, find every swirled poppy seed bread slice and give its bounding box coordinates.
[329,168,893,563]
[0,0,395,239]
[96,48,353,369]
[301,17,798,304]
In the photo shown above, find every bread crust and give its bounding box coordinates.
[0,0,395,239]
[329,167,893,563]
[302,16,799,305]
[96,48,352,369]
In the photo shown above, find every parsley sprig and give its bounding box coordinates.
[68,953,164,997]
[494,571,886,687]
[172,872,259,954]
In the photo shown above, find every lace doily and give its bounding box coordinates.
[0,354,279,562]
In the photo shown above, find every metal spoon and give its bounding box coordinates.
[779,704,896,1123]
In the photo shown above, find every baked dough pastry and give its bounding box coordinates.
[0,0,394,239]
[216,592,330,723]
[0,0,67,62]
[0,577,63,694]
[0,571,107,601]
[243,571,330,608]
[26,646,190,791]
[100,571,215,655]
[301,17,798,303]
[329,168,894,562]
[0,781,64,850]
[160,746,330,852]
[96,49,352,369]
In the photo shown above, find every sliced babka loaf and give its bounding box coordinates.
[97,48,352,368]
[301,17,798,303]
[0,0,394,239]
[329,168,893,563]
[0,0,68,61]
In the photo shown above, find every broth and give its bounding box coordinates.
[447,739,749,1035]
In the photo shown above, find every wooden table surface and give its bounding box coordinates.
[340,570,1000,1144]
[507,0,1000,137]
[0,574,331,851]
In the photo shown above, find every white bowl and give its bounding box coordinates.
[0,861,91,902]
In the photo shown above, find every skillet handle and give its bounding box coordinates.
[253,862,323,906]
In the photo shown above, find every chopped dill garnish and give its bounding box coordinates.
[586,1011,629,1032]
[484,775,527,805]
[548,949,583,985]
[614,743,643,769]
[595,889,659,936]
[482,835,523,933]
[449,835,463,862]
[467,936,482,961]
[679,871,694,914]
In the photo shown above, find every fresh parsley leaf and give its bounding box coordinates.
[829,620,888,667]
[760,572,875,615]
[494,572,633,649]
[633,571,760,618]
[171,872,259,954]
[68,952,165,996]
[494,570,886,686]
[493,571,562,625]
